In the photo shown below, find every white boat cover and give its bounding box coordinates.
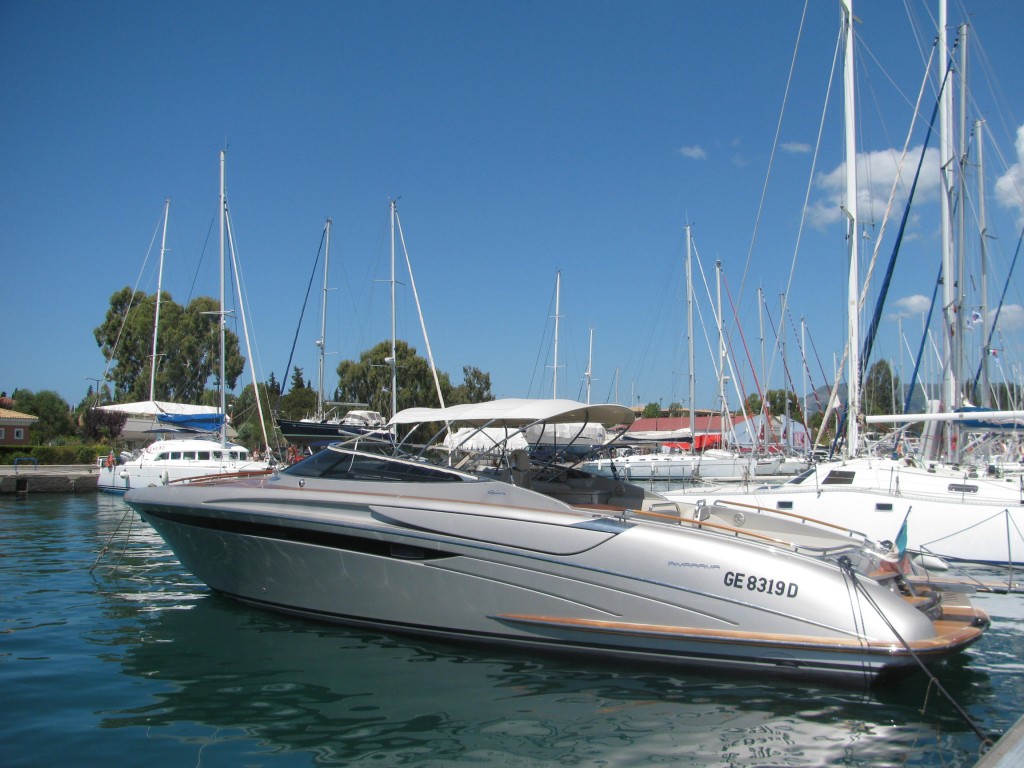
[444,427,530,453]
[390,398,634,429]
[620,428,693,443]
[96,400,223,417]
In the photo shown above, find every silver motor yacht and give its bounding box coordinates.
[125,399,988,682]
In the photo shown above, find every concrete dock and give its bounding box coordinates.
[0,463,99,494]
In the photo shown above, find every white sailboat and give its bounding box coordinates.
[665,1,1024,566]
[275,218,387,449]
[98,153,272,493]
[580,233,792,482]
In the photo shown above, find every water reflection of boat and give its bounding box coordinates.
[103,594,967,767]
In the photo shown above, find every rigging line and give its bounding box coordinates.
[527,275,558,399]
[837,558,992,747]
[754,298,784,445]
[393,208,445,410]
[102,206,168,385]
[795,314,830,417]
[972,223,1024,396]
[785,307,824,426]
[712,272,760,447]
[187,215,216,304]
[90,507,135,572]
[895,264,943,454]
[858,43,939,348]
[688,239,722,412]
[737,0,810,308]
[762,303,802,441]
[721,269,761,423]
[277,228,326,406]
[224,206,274,452]
[769,20,844,371]
[860,73,942,384]
[827,40,946,456]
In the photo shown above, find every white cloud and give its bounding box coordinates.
[678,145,707,160]
[782,142,811,153]
[807,145,940,230]
[994,124,1024,225]
[993,304,1024,332]
[886,294,932,320]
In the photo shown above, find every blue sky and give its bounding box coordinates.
[2,1,1022,415]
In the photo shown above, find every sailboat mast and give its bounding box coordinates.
[685,225,695,441]
[781,293,789,450]
[938,0,957,458]
[149,197,170,402]
[552,270,561,399]
[977,119,991,408]
[956,24,969,406]
[716,260,727,434]
[317,218,332,419]
[219,151,227,448]
[585,327,593,404]
[389,200,398,419]
[842,0,860,456]
[758,287,765,452]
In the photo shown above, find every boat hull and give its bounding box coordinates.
[667,459,1024,565]
[128,475,985,682]
[97,437,270,494]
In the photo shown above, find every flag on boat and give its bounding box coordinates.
[881,511,912,575]
[895,515,909,560]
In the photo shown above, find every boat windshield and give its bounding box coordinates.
[282,447,467,483]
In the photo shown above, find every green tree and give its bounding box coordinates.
[745,389,802,421]
[744,393,763,415]
[93,287,245,403]
[334,340,494,418]
[641,402,662,419]
[449,366,494,405]
[863,360,900,421]
[12,389,74,444]
[336,340,450,418]
[278,364,317,417]
[81,407,128,442]
[231,382,282,451]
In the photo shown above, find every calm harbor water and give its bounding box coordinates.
[3,493,1024,767]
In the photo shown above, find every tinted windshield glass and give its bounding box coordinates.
[283,449,464,483]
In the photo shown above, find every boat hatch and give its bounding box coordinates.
[822,470,856,485]
[948,484,978,494]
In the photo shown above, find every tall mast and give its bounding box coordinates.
[685,225,695,442]
[977,119,991,408]
[781,293,789,450]
[841,0,860,456]
[956,24,969,409]
[716,260,727,435]
[317,218,332,419]
[801,316,807,441]
[757,287,766,452]
[938,0,957,457]
[584,326,593,404]
[552,270,561,398]
[149,197,170,402]
[389,200,398,419]
[219,151,227,448]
